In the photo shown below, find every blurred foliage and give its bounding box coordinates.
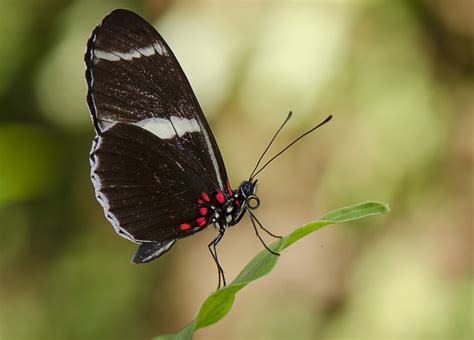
[0,0,472,339]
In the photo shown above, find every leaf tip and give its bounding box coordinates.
[371,200,391,214]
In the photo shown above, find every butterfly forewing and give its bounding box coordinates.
[85,9,229,244]
[86,9,227,189]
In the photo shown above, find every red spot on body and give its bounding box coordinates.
[199,207,208,215]
[197,199,204,204]
[201,192,210,202]
[216,191,225,204]
[235,199,240,206]
[226,179,233,196]
[180,223,191,230]
[197,217,206,227]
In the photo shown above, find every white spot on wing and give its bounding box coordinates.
[134,116,201,139]
[135,118,176,139]
[94,50,121,61]
[153,42,167,56]
[176,162,184,172]
[140,45,156,57]
[170,116,200,137]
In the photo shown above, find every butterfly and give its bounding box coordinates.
[85,9,332,288]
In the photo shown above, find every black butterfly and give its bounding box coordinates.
[85,9,331,288]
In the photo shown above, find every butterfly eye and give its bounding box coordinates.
[240,181,254,197]
[246,195,260,210]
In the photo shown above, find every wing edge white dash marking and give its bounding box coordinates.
[90,135,149,244]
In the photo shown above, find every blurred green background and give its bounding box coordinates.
[0,0,472,339]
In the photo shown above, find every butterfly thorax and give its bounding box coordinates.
[188,180,258,232]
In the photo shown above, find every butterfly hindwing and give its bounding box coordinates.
[90,123,214,242]
[131,240,177,264]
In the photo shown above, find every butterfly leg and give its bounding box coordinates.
[208,229,226,289]
[247,209,280,256]
[248,209,283,239]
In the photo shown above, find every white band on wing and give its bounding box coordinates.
[135,116,201,139]
[93,42,167,62]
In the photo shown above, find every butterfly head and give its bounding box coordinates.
[239,180,260,210]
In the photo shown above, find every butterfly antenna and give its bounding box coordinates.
[249,111,293,180]
[250,115,333,180]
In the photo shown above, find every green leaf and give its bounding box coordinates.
[154,201,389,340]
